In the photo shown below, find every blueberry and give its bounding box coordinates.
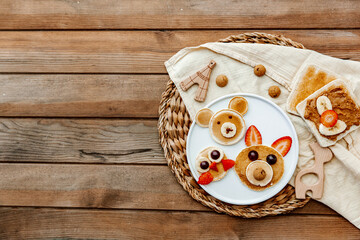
[248,150,258,161]
[266,154,277,165]
[200,161,209,170]
[210,150,220,160]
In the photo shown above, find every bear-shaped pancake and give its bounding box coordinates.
[195,97,248,145]
[235,125,292,191]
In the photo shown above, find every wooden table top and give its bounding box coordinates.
[0,0,359,239]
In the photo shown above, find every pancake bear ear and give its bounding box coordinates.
[228,97,248,116]
[271,136,292,157]
[195,108,214,128]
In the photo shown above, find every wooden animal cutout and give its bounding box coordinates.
[179,60,216,102]
[295,142,333,199]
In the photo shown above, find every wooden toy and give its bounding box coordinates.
[295,142,333,199]
[179,60,216,102]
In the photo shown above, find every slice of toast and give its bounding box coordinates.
[287,65,337,115]
[296,79,360,147]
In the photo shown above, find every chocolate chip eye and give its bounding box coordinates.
[208,147,224,163]
[248,150,258,161]
[228,115,232,119]
[210,150,220,160]
[217,121,220,124]
[266,154,277,165]
[200,161,209,170]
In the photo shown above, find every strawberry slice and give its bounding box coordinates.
[320,110,338,127]
[271,136,292,157]
[209,162,218,172]
[221,159,235,171]
[245,125,262,146]
[197,172,213,185]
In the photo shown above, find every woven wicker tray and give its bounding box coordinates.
[158,32,310,218]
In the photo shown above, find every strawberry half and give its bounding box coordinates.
[209,162,218,172]
[245,125,262,146]
[221,159,235,171]
[197,172,213,185]
[320,110,338,127]
[271,136,292,157]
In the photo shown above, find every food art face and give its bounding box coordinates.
[195,97,248,145]
[297,80,360,147]
[209,109,245,145]
[236,145,284,191]
[304,86,360,140]
[196,147,235,185]
[235,125,292,191]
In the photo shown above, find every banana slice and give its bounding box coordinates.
[208,147,224,163]
[195,157,211,173]
[221,122,236,138]
[316,96,332,115]
[319,120,347,136]
[246,160,273,187]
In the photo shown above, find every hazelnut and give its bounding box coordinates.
[216,74,228,87]
[268,85,281,98]
[253,167,266,181]
[254,64,266,77]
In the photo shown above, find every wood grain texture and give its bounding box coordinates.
[0,1,357,235]
[0,160,334,215]
[0,0,359,29]
[0,74,167,117]
[0,119,164,164]
[0,30,359,73]
[0,208,357,239]
[0,117,338,215]
[0,163,205,210]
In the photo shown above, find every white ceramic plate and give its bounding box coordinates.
[187,93,299,205]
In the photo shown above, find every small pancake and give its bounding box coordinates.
[235,145,284,191]
[196,147,228,181]
[209,109,246,145]
[228,97,248,115]
[195,108,213,127]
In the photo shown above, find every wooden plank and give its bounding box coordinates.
[293,200,336,215]
[0,161,335,215]
[0,0,359,29]
[0,74,167,117]
[0,30,359,73]
[0,208,357,239]
[0,163,206,210]
[0,118,337,215]
[0,119,165,164]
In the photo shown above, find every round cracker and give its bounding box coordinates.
[235,145,284,191]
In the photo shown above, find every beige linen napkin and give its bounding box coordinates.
[165,42,360,229]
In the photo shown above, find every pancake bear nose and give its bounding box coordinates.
[246,160,273,187]
[253,167,266,181]
[221,122,236,138]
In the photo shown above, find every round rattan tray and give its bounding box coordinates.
[158,32,310,217]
